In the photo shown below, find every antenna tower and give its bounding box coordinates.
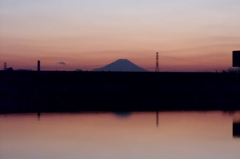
[4,62,7,70]
[156,52,159,72]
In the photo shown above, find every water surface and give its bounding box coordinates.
[0,112,240,159]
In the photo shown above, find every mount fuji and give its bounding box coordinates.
[92,59,148,72]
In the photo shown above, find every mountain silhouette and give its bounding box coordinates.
[92,59,148,72]
[75,69,83,71]
[15,69,33,71]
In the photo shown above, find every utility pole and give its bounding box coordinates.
[38,60,40,71]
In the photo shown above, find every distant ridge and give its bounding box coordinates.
[15,69,33,71]
[92,59,148,72]
[75,69,83,71]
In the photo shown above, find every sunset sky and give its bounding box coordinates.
[1,0,240,71]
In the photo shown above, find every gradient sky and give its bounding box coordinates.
[1,0,240,71]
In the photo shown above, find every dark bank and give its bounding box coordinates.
[1,71,240,114]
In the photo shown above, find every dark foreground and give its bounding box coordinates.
[0,71,240,114]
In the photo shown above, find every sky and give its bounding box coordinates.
[1,112,240,159]
[1,0,240,71]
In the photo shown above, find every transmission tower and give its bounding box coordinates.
[4,62,7,70]
[156,52,159,72]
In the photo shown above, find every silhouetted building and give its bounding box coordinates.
[233,122,240,137]
[233,51,240,67]
[5,67,13,71]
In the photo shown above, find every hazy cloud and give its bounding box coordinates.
[210,36,240,42]
[59,62,66,65]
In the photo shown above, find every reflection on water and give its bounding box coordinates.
[233,123,240,137]
[233,112,240,138]
[114,112,132,118]
[1,112,240,159]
